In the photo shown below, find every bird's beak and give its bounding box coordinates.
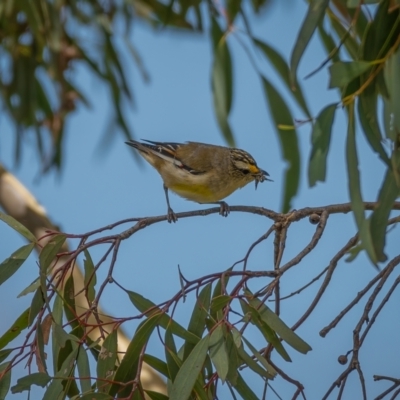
[254,169,272,189]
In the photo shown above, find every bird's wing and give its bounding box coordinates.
[128,140,206,175]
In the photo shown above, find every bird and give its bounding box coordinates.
[126,139,271,223]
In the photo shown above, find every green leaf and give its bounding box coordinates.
[183,283,211,360]
[0,212,36,242]
[77,346,92,394]
[28,288,44,327]
[210,295,231,314]
[209,325,229,382]
[249,297,311,354]
[384,47,400,137]
[329,61,373,88]
[232,372,260,400]
[346,104,379,265]
[63,274,77,327]
[83,249,96,303]
[143,354,169,379]
[0,243,35,286]
[165,327,180,382]
[0,362,11,400]
[17,278,40,297]
[42,379,63,400]
[169,335,210,400]
[0,308,29,350]
[224,330,240,385]
[109,314,160,397]
[39,234,66,271]
[240,300,291,362]
[358,93,390,166]
[0,350,11,365]
[261,77,300,212]
[290,0,330,85]
[211,17,235,146]
[10,372,51,393]
[369,169,400,261]
[97,330,118,393]
[127,290,198,344]
[233,329,275,379]
[144,390,169,400]
[254,38,311,118]
[308,103,337,186]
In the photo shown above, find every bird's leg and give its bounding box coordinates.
[217,201,230,217]
[163,184,177,223]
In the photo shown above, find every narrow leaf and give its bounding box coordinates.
[76,346,92,394]
[346,104,379,265]
[169,335,210,400]
[211,17,235,146]
[109,314,160,396]
[369,169,400,261]
[290,0,330,85]
[308,103,337,186]
[249,297,311,354]
[39,234,66,271]
[0,243,35,286]
[358,93,390,166]
[83,249,96,303]
[232,372,259,400]
[127,290,198,344]
[97,330,118,393]
[0,308,29,350]
[0,362,11,400]
[209,325,229,382]
[183,283,211,359]
[254,38,311,118]
[0,212,36,242]
[261,77,300,212]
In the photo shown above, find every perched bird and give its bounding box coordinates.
[126,140,270,223]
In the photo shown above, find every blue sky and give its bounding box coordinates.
[1,2,399,399]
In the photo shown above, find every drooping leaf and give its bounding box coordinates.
[0,212,36,242]
[358,93,390,166]
[209,325,229,382]
[0,308,29,350]
[0,362,11,400]
[308,103,337,186]
[290,0,330,85]
[77,346,92,394]
[346,104,380,265]
[0,243,35,286]
[369,169,400,261]
[83,249,96,303]
[211,17,235,146]
[254,38,311,118]
[97,330,118,393]
[39,234,66,271]
[261,77,300,212]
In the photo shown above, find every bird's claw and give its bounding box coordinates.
[167,207,178,223]
[219,201,230,217]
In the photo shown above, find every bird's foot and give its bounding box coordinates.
[167,207,178,223]
[219,201,230,217]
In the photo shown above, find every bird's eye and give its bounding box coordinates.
[240,169,250,175]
